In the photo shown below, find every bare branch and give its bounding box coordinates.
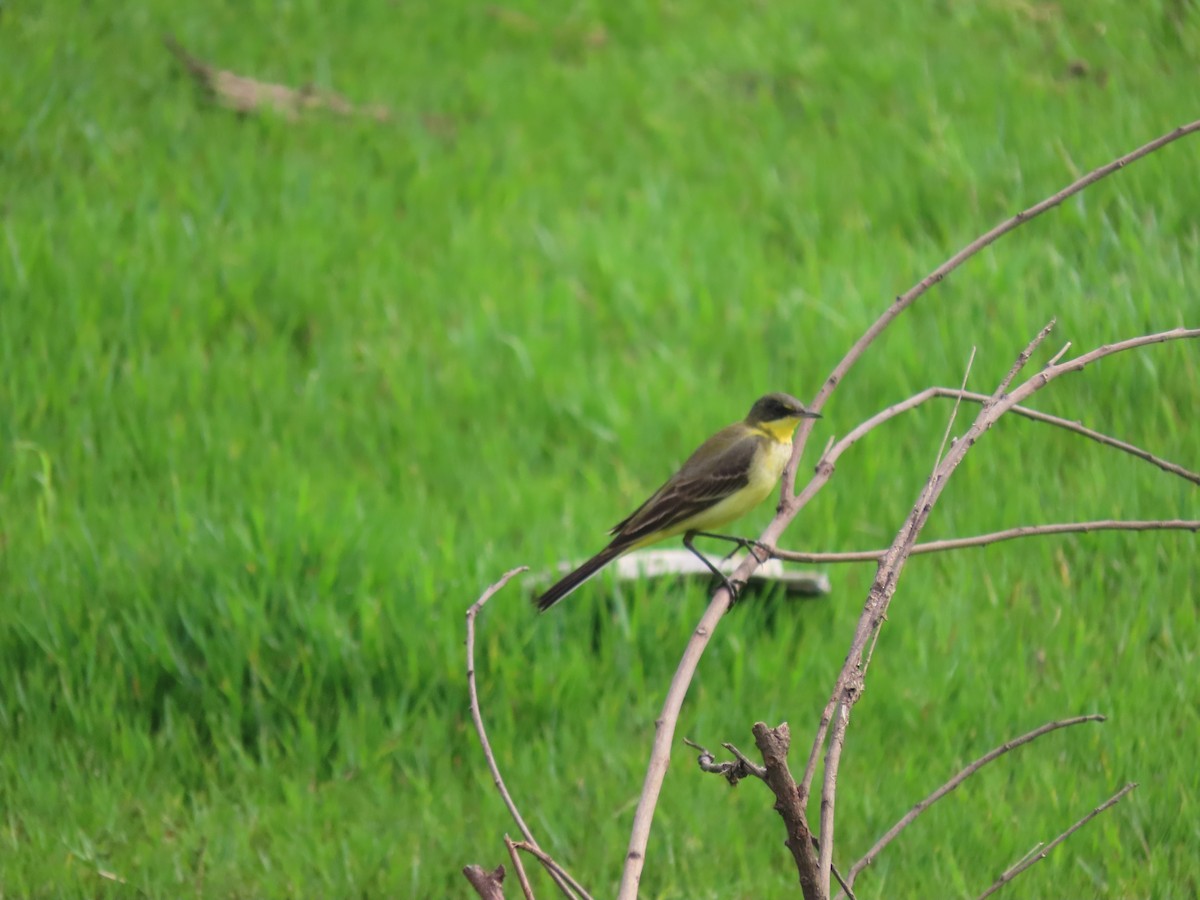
[817,700,851,890]
[511,843,593,900]
[752,723,823,899]
[780,118,1200,499]
[617,119,1200,899]
[467,568,538,842]
[974,783,1138,899]
[467,568,591,900]
[811,326,1197,891]
[463,864,506,900]
[852,387,1200,486]
[796,355,1200,806]
[844,715,1107,890]
[683,738,765,784]
[996,319,1057,397]
[618,587,736,900]
[774,519,1200,564]
[933,347,976,471]
[504,836,536,900]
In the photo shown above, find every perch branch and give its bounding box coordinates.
[974,782,1138,899]
[617,120,1200,900]
[844,715,1106,890]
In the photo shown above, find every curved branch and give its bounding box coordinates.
[617,119,1200,899]
[780,118,1200,498]
[467,568,593,900]
[844,715,1106,891]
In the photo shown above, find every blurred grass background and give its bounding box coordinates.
[2,1,1198,897]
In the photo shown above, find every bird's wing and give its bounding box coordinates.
[608,428,756,547]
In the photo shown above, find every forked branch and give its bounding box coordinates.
[616,120,1200,900]
[806,326,1198,894]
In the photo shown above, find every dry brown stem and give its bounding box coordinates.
[510,843,592,900]
[806,326,1197,894]
[463,864,507,900]
[505,836,536,900]
[843,715,1106,891]
[974,783,1138,899]
[752,723,823,898]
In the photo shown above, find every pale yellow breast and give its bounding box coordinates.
[670,434,792,535]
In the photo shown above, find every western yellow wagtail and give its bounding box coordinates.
[536,393,819,611]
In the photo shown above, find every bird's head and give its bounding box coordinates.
[745,392,820,427]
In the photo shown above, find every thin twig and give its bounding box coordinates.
[800,386,1200,505]
[940,388,1199,484]
[1045,341,1073,367]
[817,702,850,887]
[974,783,1138,899]
[773,519,1200,564]
[812,326,1198,892]
[830,864,858,900]
[844,715,1106,890]
[511,842,593,900]
[933,347,976,470]
[468,568,537,841]
[467,568,590,900]
[995,320,1057,398]
[504,836,536,900]
[618,584,737,900]
[683,738,766,783]
[722,742,768,780]
[795,368,1200,805]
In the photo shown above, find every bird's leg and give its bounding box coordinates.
[683,531,743,601]
[689,531,773,565]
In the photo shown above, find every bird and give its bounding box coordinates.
[536,392,820,611]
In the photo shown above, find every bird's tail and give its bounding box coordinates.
[535,544,625,612]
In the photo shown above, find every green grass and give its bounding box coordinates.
[2,1,1198,897]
